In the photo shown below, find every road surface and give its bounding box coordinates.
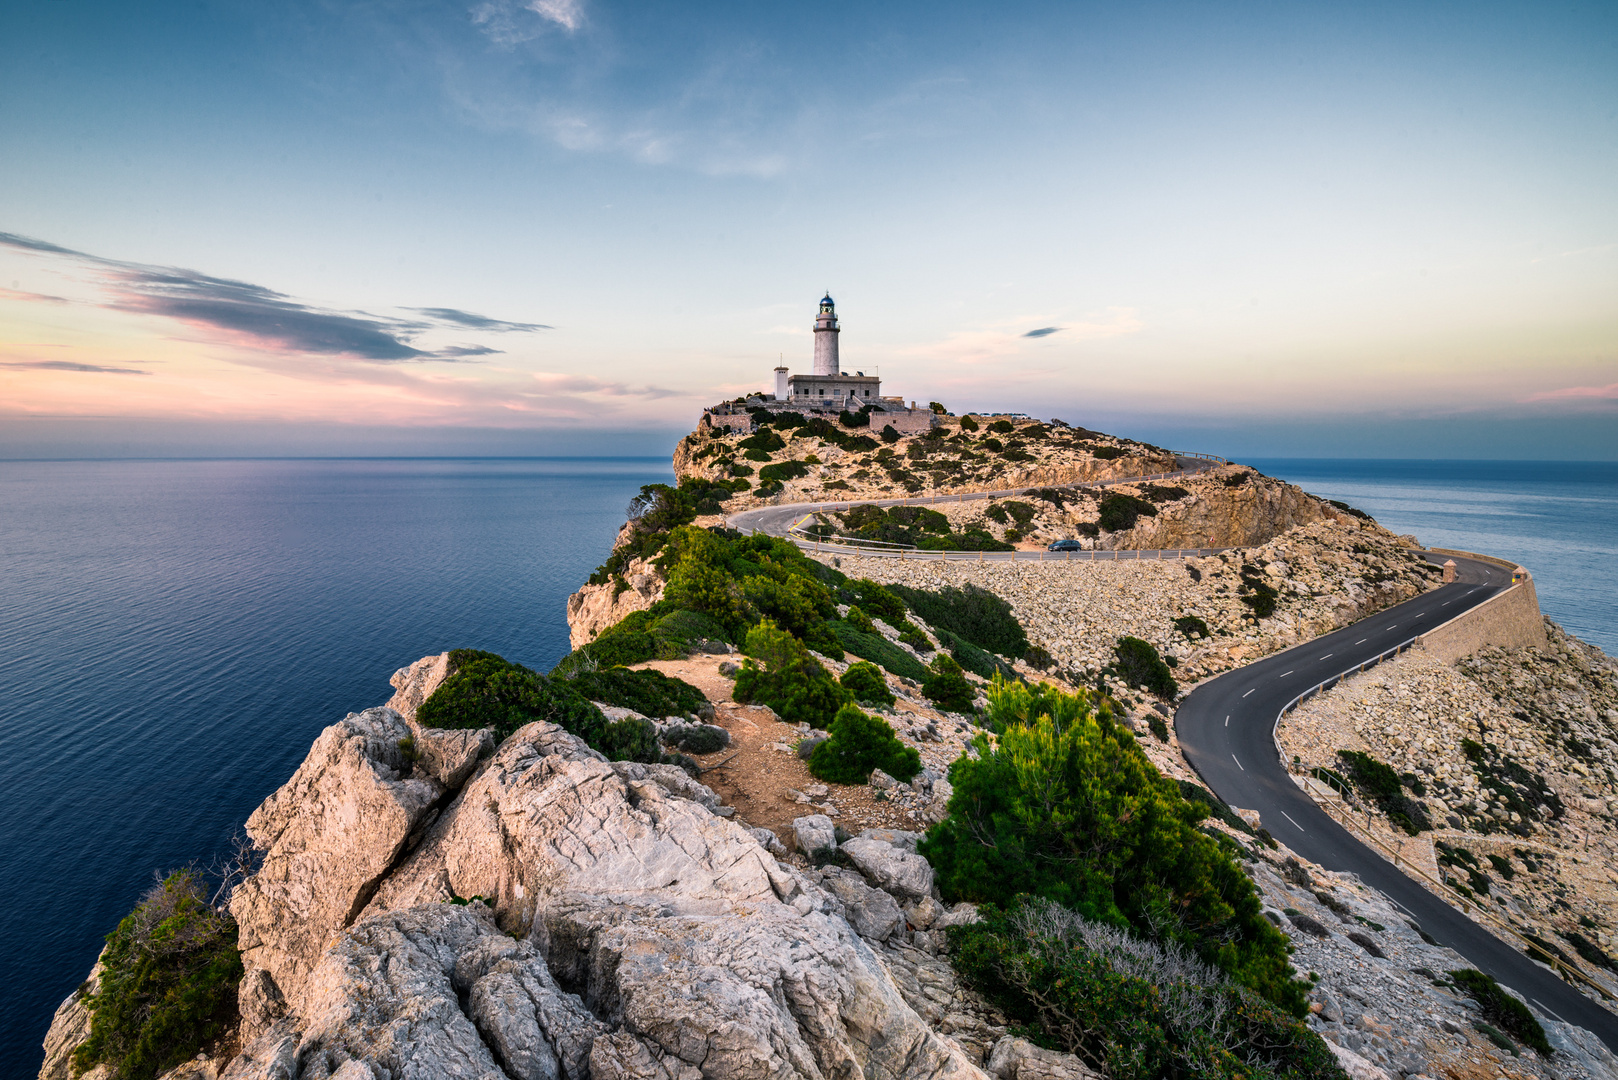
[1177,553,1618,1049]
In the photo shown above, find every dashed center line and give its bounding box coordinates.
[1281,811,1304,832]
[1224,715,1230,726]
[1232,754,1244,771]
[1441,601,1451,606]
[1355,638,1367,645]
[1321,653,1332,660]
[1279,671,1293,678]
[1242,688,1255,698]
[1414,613,1424,619]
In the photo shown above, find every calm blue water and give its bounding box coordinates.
[1249,459,1618,658]
[2,456,1613,1072]
[0,457,670,1075]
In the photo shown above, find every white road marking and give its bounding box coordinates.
[1414,612,1424,618]
[1232,754,1244,771]
[1532,998,1567,1025]
[1279,671,1293,678]
[1321,653,1333,660]
[1242,688,1255,698]
[1281,811,1304,832]
[1441,601,1451,606]
[1355,638,1367,645]
[1225,715,1230,726]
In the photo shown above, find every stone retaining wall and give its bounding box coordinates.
[1414,574,1546,663]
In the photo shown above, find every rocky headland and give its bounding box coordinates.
[41,412,1618,1080]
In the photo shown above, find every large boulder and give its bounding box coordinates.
[229,707,440,1034]
[840,836,936,899]
[986,1036,1101,1080]
[791,814,836,856]
[385,652,450,721]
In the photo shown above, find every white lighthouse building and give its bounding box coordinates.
[813,293,840,375]
[779,294,882,408]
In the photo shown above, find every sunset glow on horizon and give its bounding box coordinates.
[3,1,1614,457]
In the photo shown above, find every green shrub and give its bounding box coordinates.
[561,666,707,719]
[1177,780,1256,836]
[936,628,1015,681]
[73,871,243,1080]
[1449,969,1551,1055]
[1239,565,1279,619]
[737,428,786,452]
[733,619,851,727]
[758,459,811,483]
[886,582,1029,658]
[1326,499,1372,522]
[1113,637,1178,700]
[841,660,896,706]
[922,652,976,712]
[1147,715,1170,742]
[838,408,870,427]
[1092,445,1125,460]
[828,620,930,681]
[950,899,1346,1080]
[1098,493,1158,532]
[989,419,1015,433]
[418,649,658,761]
[921,676,1306,1013]
[809,704,922,784]
[960,415,980,431]
[1024,644,1055,670]
[880,424,900,443]
[1174,615,1210,639]
[844,604,876,635]
[1337,750,1430,835]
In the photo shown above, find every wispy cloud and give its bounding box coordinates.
[0,231,545,363]
[1525,381,1618,402]
[0,286,70,304]
[408,307,552,332]
[0,360,149,375]
[470,0,583,45]
[1023,326,1061,338]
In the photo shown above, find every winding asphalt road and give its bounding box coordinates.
[730,476,1618,1046]
[1177,554,1618,1050]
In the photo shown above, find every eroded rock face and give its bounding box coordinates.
[385,652,450,721]
[37,956,100,1080]
[565,557,664,650]
[229,707,440,1035]
[201,714,987,1080]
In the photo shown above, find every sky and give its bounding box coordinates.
[2,0,1615,459]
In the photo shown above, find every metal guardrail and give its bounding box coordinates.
[1267,635,1614,1001]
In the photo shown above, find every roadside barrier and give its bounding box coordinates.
[1269,637,1614,1000]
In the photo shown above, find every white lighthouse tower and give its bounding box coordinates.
[812,294,840,376]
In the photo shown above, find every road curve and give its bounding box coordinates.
[730,471,1618,1045]
[726,458,1224,560]
[1177,554,1618,1050]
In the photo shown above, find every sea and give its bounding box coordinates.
[0,455,1613,1073]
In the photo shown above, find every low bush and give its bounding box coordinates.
[885,583,1029,658]
[880,424,900,443]
[1091,445,1125,460]
[737,428,785,453]
[935,628,1015,681]
[1139,484,1190,503]
[808,704,921,784]
[840,660,896,706]
[758,459,811,483]
[828,620,930,681]
[1326,499,1372,522]
[959,415,980,431]
[1337,750,1430,835]
[989,419,1015,433]
[733,619,850,728]
[663,724,729,755]
[1098,493,1158,532]
[1174,615,1210,639]
[73,871,243,1080]
[1113,637,1178,700]
[1147,715,1170,742]
[922,652,976,712]
[838,408,870,428]
[843,604,876,635]
[1449,969,1551,1056]
[1177,780,1256,836]
[1239,565,1279,619]
[921,676,1306,1013]
[419,649,659,761]
[562,666,707,719]
[1023,644,1055,670]
[950,898,1346,1080]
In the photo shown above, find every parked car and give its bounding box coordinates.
[1047,539,1084,551]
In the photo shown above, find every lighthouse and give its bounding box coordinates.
[813,294,840,376]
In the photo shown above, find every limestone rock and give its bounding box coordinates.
[987,1036,1101,1080]
[385,652,450,721]
[792,814,837,856]
[37,956,100,1080]
[1326,1041,1395,1080]
[818,866,906,942]
[229,707,440,1034]
[565,557,664,651]
[841,836,936,899]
